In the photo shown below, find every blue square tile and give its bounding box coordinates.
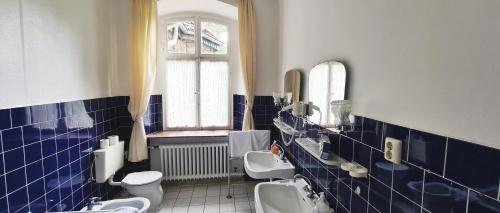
[42,138,57,157]
[90,99,98,111]
[11,107,31,127]
[383,123,409,159]
[423,172,467,213]
[6,167,26,193]
[58,165,71,184]
[44,171,59,193]
[445,138,500,198]
[57,150,70,167]
[0,109,11,130]
[337,181,351,210]
[40,123,56,140]
[352,177,369,200]
[26,160,44,184]
[391,191,420,213]
[1,127,23,152]
[68,131,79,146]
[0,197,7,213]
[7,186,28,212]
[0,154,3,176]
[0,175,5,198]
[361,118,383,150]
[4,148,25,173]
[28,178,45,203]
[70,161,81,177]
[24,142,42,165]
[339,136,353,161]
[61,194,73,211]
[55,119,67,135]
[351,193,368,213]
[30,196,47,213]
[408,130,447,175]
[468,191,500,213]
[69,145,80,162]
[46,188,61,210]
[353,142,371,169]
[392,162,424,205]
[23,125,40,145]
[369,177,391,213]
[43,155,58,176]
[370,149,393,186]
[56,133,69,152]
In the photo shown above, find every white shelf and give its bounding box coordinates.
[273,118,299,136]
[294,137,345,166]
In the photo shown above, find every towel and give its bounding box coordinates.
[63,101,94,129]
[229,130,270,158]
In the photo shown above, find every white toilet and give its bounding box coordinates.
[93,142,164,210]
[121,171,163,210]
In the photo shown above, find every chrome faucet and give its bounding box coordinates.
[272,142,287,162]
[293,174,317,199]
[87,197,102,210]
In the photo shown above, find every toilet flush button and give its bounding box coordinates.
[384,137,402,164]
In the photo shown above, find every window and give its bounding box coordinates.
[163,18,231,129]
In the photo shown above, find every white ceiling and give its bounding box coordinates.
[158,0,237,20]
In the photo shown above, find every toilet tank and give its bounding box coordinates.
[94,142,124,183]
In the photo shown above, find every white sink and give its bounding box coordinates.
[80,197,150,213]
[255,179,317,213]
[244,151,295,179]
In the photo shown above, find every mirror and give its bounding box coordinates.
[284,69,301,102]
[308,61,347,126]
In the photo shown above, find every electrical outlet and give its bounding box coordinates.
[384,137,402,164]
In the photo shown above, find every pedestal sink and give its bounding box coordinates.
[255,179,317,213]
[244,151,295,179]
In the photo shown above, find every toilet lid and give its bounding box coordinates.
[122,171,163,186]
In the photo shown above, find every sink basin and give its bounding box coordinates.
[81,197,150,213]
[244,151,295,179]
[255,179,317,213]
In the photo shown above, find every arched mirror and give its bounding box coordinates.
[284,69,301,102]
[308,61,347,126]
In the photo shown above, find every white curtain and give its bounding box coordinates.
[127,0,157,162]
[237,0,257,130]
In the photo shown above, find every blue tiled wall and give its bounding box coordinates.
[0,95,162,213]
[232,95,276,131]
[276,113,500,213]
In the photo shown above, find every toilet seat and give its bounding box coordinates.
[122,171,162,186]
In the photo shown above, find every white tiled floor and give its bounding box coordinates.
[156,181,258,213]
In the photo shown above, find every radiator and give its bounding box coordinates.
[158,143,229,181]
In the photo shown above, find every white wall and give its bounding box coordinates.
[251,0,280,96]
[279,0,500,150]
[0,0,128,109]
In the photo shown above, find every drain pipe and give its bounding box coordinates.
[108,175,122,186]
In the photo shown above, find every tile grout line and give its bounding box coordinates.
[420,171,426,213]
[406,129,410,161]
[465,188,470,213]
[442,137,449,177]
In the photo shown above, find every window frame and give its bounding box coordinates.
[160,14,234,130]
